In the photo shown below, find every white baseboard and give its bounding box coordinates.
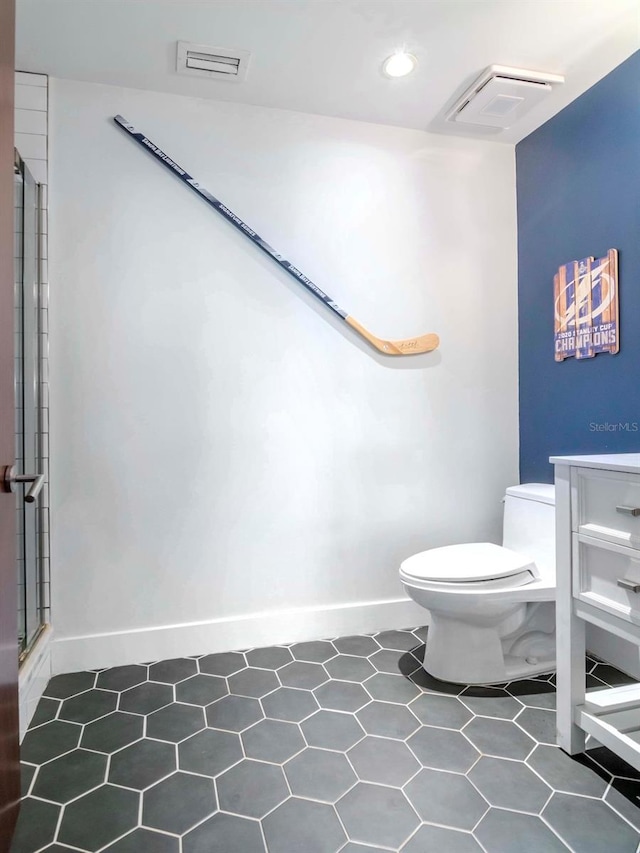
[51,597,428,675]
[19,625,53,741]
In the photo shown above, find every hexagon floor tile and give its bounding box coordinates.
[12,630,640,853]
[142,771,217,835]
[108,738,176,790]
[58,784,140,850]
[285,747,357,802]
[217,758,289,818]
[336,782,420,849]
[263,796,346,853]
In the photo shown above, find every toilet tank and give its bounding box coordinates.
[502,483,556,581]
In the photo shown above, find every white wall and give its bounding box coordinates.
[49,78,519,672]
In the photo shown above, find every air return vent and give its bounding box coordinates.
[446,65,564,130]
[176,42,251,83]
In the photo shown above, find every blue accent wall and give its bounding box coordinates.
[517,51,640,483]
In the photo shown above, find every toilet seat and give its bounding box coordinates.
[400,542,538,589]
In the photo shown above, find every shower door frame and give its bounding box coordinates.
[14,150,45,660]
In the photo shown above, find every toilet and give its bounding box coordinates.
[400,483,556,685]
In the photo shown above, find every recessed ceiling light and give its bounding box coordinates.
[382,52,417,78]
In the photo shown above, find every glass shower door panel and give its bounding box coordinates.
[15,156,42,656]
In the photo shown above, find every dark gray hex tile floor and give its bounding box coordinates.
[284,748,356,803]
[103,827,179,853]
[179,728,243,777]
[356,700,420,739]
[206,693,265,730]
[278,660,328,690]
[217,759,289,818]
[11,628,640,853]
[198,651,247,677]
[404,767,489,830]
[32,749,107,803]
[245,646,293,671]
[58,689,118,724]
[118,680,173,714]
[175,673,228,706]
[146,701,205,742]
[349,736,420,787]
[108,738,175,789]
[95,665,145,692]
[149,656,198,683]
[80,711,143,753]
[459,687,523,720]
[325,655,376,683]
[261,686,319,723]
[183,811,264,853]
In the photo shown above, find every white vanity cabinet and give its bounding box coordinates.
[553,453,640,769]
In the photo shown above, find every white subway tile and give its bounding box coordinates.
[14,84,46,112]
[15,133,46,160]
[15,109,47,136]
[15,71,47,88]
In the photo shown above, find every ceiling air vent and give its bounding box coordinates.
[446,65,564,130]
[176,42,251,83]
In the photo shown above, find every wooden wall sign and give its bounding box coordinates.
[554,248,619,361]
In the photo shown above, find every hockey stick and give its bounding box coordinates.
[113,115,439,356]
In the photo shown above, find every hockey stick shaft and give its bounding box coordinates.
[113,115,439,355]
[114,115,346,318]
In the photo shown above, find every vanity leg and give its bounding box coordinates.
[556,605,586,753]
[555,465,586,754]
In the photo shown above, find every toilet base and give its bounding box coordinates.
[422,602,556,686]
[422,654,555,686]
[423,638,555,686]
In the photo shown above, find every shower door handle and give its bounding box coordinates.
[1,465,45,503]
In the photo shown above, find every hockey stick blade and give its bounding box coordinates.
[113,115,440,357]
[346,317,439,355]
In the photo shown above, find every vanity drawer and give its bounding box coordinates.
[574,535,640,622]
[575,468,640,548]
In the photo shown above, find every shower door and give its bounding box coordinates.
[14,152,45,658]
[0,0,21,839]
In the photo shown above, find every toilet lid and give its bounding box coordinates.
[400,542,538,584]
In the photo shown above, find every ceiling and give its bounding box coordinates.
[15,0,640,143]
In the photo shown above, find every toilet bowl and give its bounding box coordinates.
[400,484,556,685]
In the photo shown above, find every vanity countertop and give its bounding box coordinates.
[550,453,640,474]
